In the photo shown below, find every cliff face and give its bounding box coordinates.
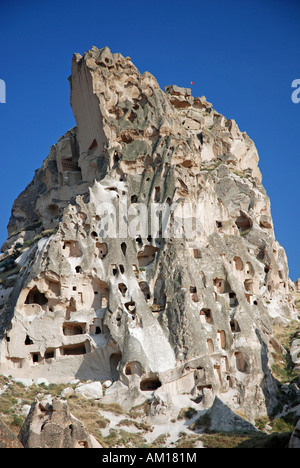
[0,46,297,423]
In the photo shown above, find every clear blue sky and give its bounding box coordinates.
[0,0,299,280]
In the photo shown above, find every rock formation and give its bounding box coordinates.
[18,396,101,448]
[0,46,298,425]
[0,417,23,448]
[289,418,300,448]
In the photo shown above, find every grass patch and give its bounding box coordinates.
[117,418,153,432]
[98,402,126,416]
[256,412,298,434]
[200,431,291,448]
[293,291,300,313]
[273,320,300,351]
[231,169,248,178]
[66,394,110,440]
[271,320,300,383]
[23,229,57,248]
[8,222,43,239]
[175,432,202,448]
[240,228,250,237]
[271,361,298,384]
[152,433,170,447]
[199,162,222,172]
[189,411,211,432]
[128,400,152,419]
[97,428,148,448]
[177,407,197,420]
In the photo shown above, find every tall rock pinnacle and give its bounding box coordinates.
[0,47,297,423]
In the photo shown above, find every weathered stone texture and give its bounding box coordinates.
[18,397,101,448]
[0,46,298,424]
[0,417,23,448]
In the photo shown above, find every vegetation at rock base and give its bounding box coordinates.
[0,376,297,448]
[200,431,291,449]
[272,318,300,384]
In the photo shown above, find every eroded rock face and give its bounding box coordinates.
[289,419,300,448]
[18,397,100,448]
[0,46,298,423]
[0,417,23,448]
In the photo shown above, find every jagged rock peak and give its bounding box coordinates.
[0,46,298,426]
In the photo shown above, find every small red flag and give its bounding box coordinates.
[191,81,194,85]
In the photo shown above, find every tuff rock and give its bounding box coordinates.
[289,418,300,448]
[0,417,23,448]
[0,46,299,426]
[18,396,101,448]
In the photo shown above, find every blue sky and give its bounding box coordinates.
[0,0,299,280]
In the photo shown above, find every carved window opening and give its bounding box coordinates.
[154,186,161,202]
[140,376,162,391]
[121,242,127,256]
[61,343,87,356]
[245,262,254,275]
[31,352,41,363]
[190,286,198,302]
[214,365,222,383]
[244,279,253,293]
[200,308,212,324]
[63,241,82,258]
[221,355,229,372]
[92,279,109,309]
[229,292,238,307]
[153,277,166,310]
[125,361,145,377]
[63,323,85,336]
[139,281,150,301]
[137,245,159,268]
[96,242,107,259]
[213,278,225,294]
[47,204,59,218]
[230,319,240,333]
[61,157,80,172]
[234,256,243,271]
[25,286,48,306]
[235,212,252,233]
[118,283,127,297]
[45,349,55,360]
[245,293,253,304]
[193,249,201,259]
[226,375,233,388]
[125,301,136,315]
[217,330,226,349]
[90,318,102,335]
[25,335,33,345]
[206,339,214,353]
[235,351,246,372]
[110,352,122,381]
